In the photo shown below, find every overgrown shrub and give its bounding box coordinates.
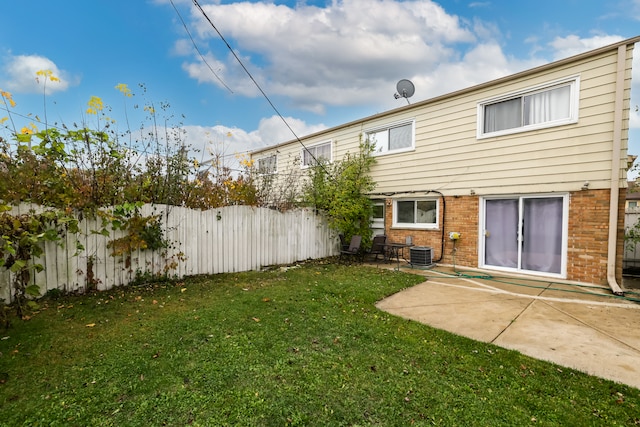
[302,139,377,247]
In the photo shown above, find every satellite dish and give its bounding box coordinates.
[394,79,415,104]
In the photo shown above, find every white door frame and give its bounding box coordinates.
[478,193,569,278]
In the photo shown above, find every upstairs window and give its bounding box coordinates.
[478,77,579,138]
[257,154,277,174]
[393,199,438,229]
[302,141,332,167]
[366,121,414,155]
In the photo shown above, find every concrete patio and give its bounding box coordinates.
[375,264,640,390]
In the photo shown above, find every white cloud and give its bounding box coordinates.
[172,2,640,138]
[181,116,325,171]
[410,42,544,101]
[1,54,72,94]
[183,125,259,167]
[548,34,625,60]
[252,115,327,145]
[182,0,476,110]
[172,38,195,56]
[468,2,491,8]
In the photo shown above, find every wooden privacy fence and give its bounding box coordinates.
[0,204,338,303]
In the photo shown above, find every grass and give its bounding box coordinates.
[1,261,639,426]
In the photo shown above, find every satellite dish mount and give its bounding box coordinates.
[394,79,415,104]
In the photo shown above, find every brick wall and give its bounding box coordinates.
[382,196,478,265]
[380,190,624,285]
[567,189,625,285]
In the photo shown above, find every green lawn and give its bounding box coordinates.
[1,262,638,426]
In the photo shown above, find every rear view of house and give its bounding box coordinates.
[251,36,640,292]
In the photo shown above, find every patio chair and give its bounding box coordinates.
[339,233,350,251]
[339,235,362,263]
[367,234,387,262]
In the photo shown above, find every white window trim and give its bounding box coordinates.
[392,198,439,230]
[301,140,333,169]
[370,199,385,225]
[365,119,416,156]
[257,154,277,175]
[477,193,568,279]
[476,75,580,139]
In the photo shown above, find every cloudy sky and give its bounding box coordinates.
[1,0,639,172]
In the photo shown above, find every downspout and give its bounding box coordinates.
[607,44,628,296]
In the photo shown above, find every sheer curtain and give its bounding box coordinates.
[389,123,412,150]
[524,85,570,125]
[522,198,563,274]
[304,143,331,166]
[485,197,563,274]
[484,98,521,133]
[485,199,518,268]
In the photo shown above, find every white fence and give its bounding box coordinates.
[0,204,338,302]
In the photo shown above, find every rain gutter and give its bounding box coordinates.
[607,44,628,296]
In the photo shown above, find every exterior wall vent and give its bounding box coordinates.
[410,246,433,267]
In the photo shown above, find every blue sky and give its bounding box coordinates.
[1,0,639,172]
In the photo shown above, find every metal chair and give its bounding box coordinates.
[339,235,362,263]
[367,234,387,262]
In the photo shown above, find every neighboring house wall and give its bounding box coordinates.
[625,205,640,269]
[252,37,639,285]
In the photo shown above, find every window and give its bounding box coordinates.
[393,199,438,229]
[629,201,638,208]
[372,201,385,221]
[257,154,277,174]
[370,199,385,235]
[366,121,414,155]
[481,195,567,277]
[302,141,332,167]
[478,76,579,138]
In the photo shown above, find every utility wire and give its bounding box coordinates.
[190,0,332,177]
[170,0,233,94]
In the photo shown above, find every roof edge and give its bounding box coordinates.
[251,35,640,155]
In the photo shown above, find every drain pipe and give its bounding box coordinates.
[606,44,628,296]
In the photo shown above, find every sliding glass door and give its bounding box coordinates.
[482,195,566,276]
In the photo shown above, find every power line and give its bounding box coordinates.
[190,0,332,176]
[169,0,233,94]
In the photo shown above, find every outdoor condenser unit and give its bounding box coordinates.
[410,246,433,268]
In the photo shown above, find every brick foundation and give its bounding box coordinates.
[567,189,625,285]
[380,189,624,285]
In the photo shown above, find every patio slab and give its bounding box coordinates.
[375,265,640,390]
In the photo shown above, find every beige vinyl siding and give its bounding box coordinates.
[370,45,633,196]
[252,39,636,197]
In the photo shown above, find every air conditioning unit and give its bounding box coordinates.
[410,246,433,268]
